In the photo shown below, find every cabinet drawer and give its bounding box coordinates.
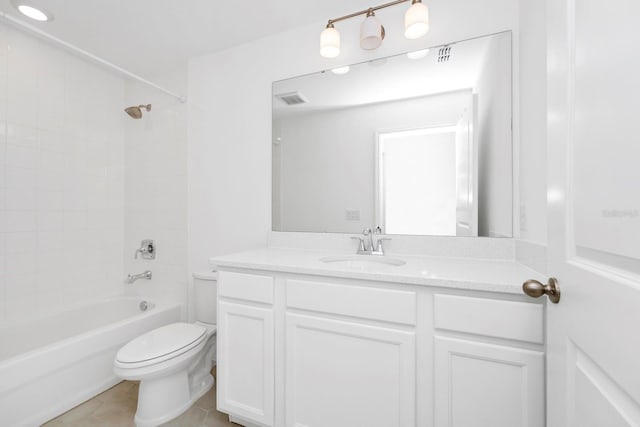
[286,279,417,325]
[434,294,543,344]
[218,271,274,304]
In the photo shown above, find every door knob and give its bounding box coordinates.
[522,278,561,304]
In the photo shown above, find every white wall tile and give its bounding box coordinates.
[0,23,126,323]
[5,210,36,232]
[124,67,188,312]
[6,187,36,210]
[0,22,189,325]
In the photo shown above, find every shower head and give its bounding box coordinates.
[124,104,152,119]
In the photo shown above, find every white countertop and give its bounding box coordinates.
[210,248,545,295]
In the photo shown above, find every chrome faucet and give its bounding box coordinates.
[126,270,152,284]
[351,227,391,255]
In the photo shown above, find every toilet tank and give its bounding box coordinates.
[193,272,218,324]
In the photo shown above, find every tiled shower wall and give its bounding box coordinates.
[123,71,188,311]
[0,23,126,323]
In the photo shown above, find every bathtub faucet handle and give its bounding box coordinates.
[134,239,155,260]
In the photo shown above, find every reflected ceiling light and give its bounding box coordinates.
[12,2,53,21]
[320,0,429,58]
[404,0,429,39]
[331,66,350,75]
[407,48,429,60]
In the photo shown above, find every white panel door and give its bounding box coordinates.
[546,0,640,425]
[217,301,274,426]
[434,336,544,427]
[285,313,416,427]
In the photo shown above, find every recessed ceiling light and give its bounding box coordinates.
[331,66,350,75]
[13,3,53,22]
[407,49,430,60]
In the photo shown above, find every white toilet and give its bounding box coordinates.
[114,273,217,427]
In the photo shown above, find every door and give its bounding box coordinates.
[376,126,458,235]
[546,0,640,425]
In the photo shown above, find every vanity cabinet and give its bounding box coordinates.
[285,279,417,427]
[433,294,545,427]
[215,266,545,427]
[217,271,275,427]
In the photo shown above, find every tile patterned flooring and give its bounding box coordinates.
[43,368,237,427]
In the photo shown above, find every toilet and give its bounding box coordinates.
[113,272,217,427]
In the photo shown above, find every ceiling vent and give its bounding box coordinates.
[275,91,308,106]
[437,46,452,62]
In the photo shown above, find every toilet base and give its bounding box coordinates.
[133,371,214,427]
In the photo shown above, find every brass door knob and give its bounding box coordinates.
[522,278,561,304]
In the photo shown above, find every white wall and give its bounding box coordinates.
[0,23,126,323]
[188,0,519,271]
[123,67,189,312]
[517,0,547,245]
[274,91,468,233]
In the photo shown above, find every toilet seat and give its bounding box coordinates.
[115,323,207,369]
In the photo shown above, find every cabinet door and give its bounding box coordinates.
[286,313,416,427]
[434,336,544,427]
[218,301,274,426]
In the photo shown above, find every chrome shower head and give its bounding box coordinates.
[124,104,151,119]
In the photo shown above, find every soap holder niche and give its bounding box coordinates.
[134,239,156,260]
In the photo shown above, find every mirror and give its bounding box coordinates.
[272,32,512,237]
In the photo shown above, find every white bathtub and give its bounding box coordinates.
[0,296,181,427]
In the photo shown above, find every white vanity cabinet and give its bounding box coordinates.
[433,294,545,427]
[217,271,275,427]
[285,279,417,427]
[214,261,545,427]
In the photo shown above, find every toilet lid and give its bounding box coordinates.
[116,323,207,365]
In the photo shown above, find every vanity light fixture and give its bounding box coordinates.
[11,1,53,21]
[320,0,429,58]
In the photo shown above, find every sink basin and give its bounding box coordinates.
[319,255,406,269]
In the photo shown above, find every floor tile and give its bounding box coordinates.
[44,368,235,427]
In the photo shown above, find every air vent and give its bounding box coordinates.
[275,91,308,106]
[437,46,452,63]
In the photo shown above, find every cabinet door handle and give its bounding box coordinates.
[522,278,561,304]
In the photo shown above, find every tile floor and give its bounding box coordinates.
[43,368,237,427]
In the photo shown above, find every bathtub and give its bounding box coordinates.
[0,296,181,427]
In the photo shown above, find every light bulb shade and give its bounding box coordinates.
[360,15,384,50]
[320,26,341,58]
[404,1,429,39]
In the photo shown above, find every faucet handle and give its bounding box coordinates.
[375,237,391,254]
[351,236,366,253]
[374,226,382,234]
[362,228,371,236]
[134,239,155,260]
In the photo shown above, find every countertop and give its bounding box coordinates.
[210,248,545,295]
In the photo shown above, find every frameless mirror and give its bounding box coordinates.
[272,31,512,237]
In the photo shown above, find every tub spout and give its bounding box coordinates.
[126,270,152,284]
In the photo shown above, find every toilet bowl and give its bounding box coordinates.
[114,272,217,427]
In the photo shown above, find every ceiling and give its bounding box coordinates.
[273,35,496,119]
[0,0,375,77]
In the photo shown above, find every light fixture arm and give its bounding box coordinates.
[327,0,411,26]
